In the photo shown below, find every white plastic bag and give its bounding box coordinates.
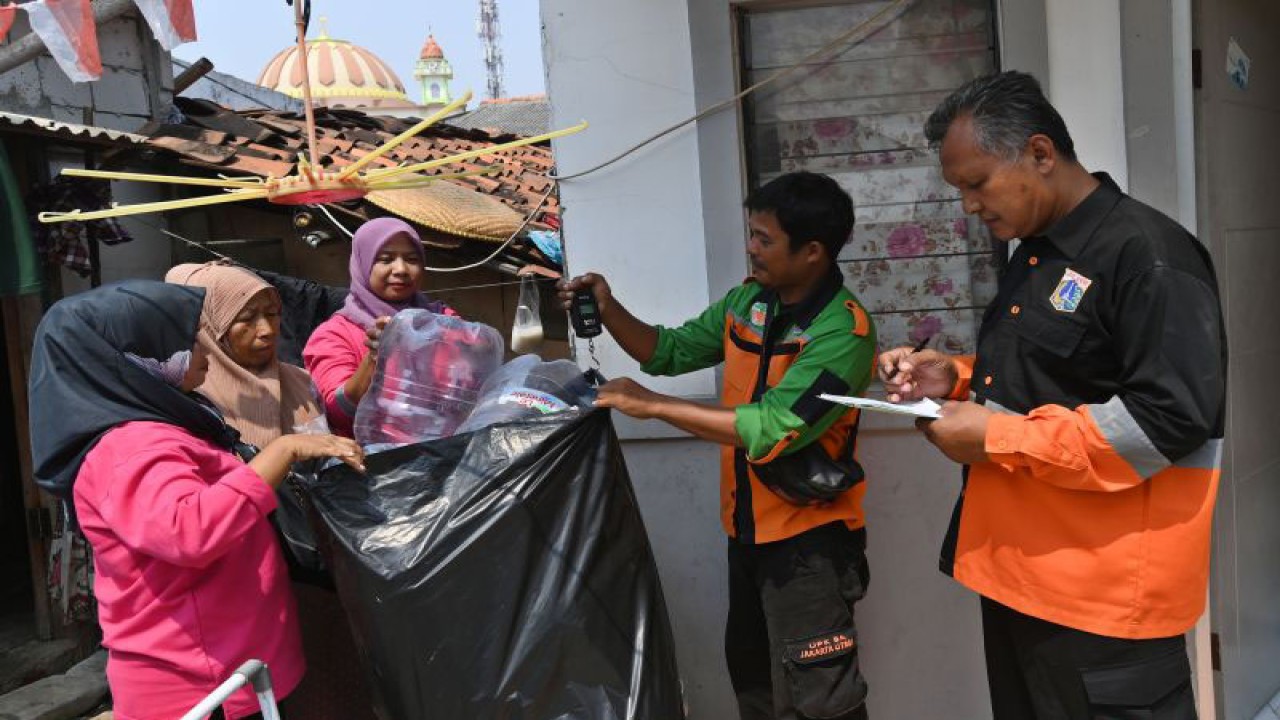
[457,355,598,433]
[510,273,544,354]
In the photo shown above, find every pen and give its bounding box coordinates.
[911,335,932,354]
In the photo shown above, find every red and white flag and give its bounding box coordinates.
[0,5,17,44]
[23,0,101,83]
[131,0,196,51]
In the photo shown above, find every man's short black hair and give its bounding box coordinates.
[924,70,1077,162]
[744,171,854,260]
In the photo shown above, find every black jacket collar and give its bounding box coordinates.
[1031,172,1125,260]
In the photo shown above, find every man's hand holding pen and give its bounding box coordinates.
[877,339,993,464]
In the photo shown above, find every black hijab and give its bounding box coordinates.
[29,280,239,498]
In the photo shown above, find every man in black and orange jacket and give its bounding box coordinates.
[882,71,1226,720]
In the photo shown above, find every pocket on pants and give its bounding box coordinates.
[782,626,867,719]
[1081,647,1194,720]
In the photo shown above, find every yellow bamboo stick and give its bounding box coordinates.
[60,168,268,190]
[364,163,415,178]
[38,189,270,224]
[337,91,475,181]
[365,167,502,192]
[373,121,589,183]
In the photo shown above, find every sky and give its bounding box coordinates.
[175,0,547,104]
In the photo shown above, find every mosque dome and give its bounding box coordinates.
[257,25,413,109]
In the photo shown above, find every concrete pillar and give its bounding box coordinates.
[1044,0,1129,189]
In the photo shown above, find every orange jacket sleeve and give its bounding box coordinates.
[984,403,1159,492]
[949,355,974,400]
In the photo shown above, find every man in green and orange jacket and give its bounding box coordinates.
[561,172,877,720]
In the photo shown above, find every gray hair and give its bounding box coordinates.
[924,71,1077,162]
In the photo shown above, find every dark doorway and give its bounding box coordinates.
[0,308,32,620]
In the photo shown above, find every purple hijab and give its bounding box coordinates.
[337,217,450,329]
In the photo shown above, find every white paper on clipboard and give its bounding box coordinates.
[819,393,942,419]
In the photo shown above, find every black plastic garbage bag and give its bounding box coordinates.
[306,409,685,720]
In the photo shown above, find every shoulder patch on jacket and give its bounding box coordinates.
[845,300,870,337]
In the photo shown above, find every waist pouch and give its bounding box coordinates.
[754,442,864,506]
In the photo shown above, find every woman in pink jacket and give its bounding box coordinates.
[303,217,456,437]
[28,280,364,720]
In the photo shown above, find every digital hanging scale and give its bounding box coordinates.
[569,289,603,339]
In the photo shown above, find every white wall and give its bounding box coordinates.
[542,0,716,399]
[1043,0,1129,188]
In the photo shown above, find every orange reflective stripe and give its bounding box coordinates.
[748,429,800,465]
[844,300,870,337]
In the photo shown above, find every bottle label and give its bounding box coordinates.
[497,389,570,415]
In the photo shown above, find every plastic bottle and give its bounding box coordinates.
[354,310,505,446]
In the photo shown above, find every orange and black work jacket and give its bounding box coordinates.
[944,173,1227,639]
[641,269,876,544]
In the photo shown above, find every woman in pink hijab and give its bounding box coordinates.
[303,217,457,437]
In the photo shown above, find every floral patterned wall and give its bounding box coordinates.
[742,0,998,354]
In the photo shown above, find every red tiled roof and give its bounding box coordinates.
[420,35,444,60]
[136,97,559,229]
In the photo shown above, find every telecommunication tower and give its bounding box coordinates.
[477,0,505,99]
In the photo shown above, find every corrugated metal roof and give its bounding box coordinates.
[0,111,149,145]
[448,98,551,138]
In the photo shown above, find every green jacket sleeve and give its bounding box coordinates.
[735,319,876,463]
[639,291,732,377]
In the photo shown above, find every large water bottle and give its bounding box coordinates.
[456,355,597,434]
[354,310,505,446]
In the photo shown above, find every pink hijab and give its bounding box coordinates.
[337,217,451,329]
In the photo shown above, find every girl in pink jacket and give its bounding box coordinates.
[28,281,364,720]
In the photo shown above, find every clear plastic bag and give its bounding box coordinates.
[456,355,598,434]
[355,310,505,446]
[510,274,544,354]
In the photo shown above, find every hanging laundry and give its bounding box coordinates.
[0,5,18,44]
[131,0,196,51]
[27,177,133,277]
[23,0,102,83]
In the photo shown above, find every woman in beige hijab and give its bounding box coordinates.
[167,262,376,720]
[165,262,322,447]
